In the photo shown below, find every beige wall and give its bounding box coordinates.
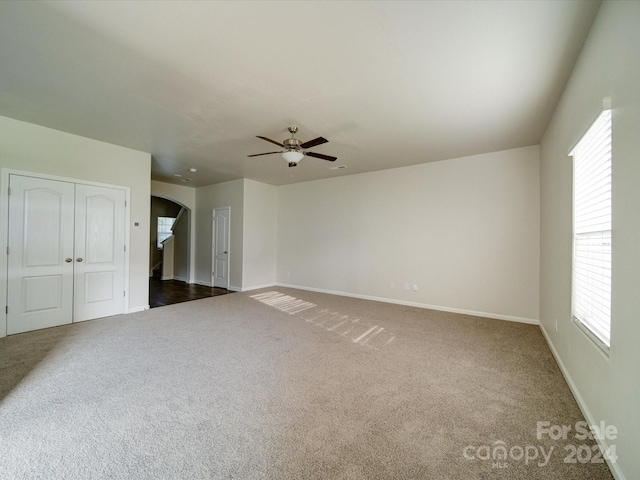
[243,179,277,289]
[0,115,151,324]
[194,178,275,290]
[195,179,244,289]
[277,145,540,322]
[151,180,196,210]
[540,2,640,479]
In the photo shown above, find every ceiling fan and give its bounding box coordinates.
[248,126,337,167]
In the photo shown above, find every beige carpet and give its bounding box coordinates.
[0,287,613,479]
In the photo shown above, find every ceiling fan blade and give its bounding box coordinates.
[300,136,328,149]
[305,151,337,162]
[257,136,285,148]
[247,151,283,157]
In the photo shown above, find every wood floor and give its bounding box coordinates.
[149,278,232,308]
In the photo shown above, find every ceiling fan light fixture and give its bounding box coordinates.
[282,150,304,164]
[250,127,336,167]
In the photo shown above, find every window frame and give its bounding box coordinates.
[157,216,176,250]
[570,107,612,353]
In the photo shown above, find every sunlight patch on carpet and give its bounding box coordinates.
[250,291,395,350]
[250,291,317,314]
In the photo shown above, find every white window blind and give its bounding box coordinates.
[571,109,612,348]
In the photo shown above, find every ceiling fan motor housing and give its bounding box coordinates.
[283,138,302,151]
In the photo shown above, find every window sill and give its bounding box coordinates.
[572,316,610,358]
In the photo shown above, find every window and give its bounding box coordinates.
[570,108,612,349]
[157,216,176,249]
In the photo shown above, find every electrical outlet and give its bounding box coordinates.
[390,282,395,289]
[413,284,418,292]
[404,283,410,291]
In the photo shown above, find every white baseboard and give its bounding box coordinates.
[174,276,189,283]
[127,305,149,314]
[193,280,238,290]
[275,283,538,325]
[539,323,624,480]
[239,283,277,292]
[161,275,174,281]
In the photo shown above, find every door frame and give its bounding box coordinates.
[212,206,230,289]
[0,168,131,338]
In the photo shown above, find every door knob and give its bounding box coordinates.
[76,257,83,262]
[65,258,72,263]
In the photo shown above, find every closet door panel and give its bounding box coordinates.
[7,175,75,334]
[74,184,126,322]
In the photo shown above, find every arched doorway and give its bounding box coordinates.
[150,196,188,281]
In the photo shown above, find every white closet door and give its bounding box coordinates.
[7,175,75,334]
[74,184,126,322]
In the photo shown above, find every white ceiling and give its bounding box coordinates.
[0,1,600,187]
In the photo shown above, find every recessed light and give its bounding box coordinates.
[330,165,347,170]
[173,173,183,177]
[189,168,198,173]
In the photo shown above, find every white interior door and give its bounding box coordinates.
[74,184,126,322]
[212,207,230,289]
[7,175,75,334]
